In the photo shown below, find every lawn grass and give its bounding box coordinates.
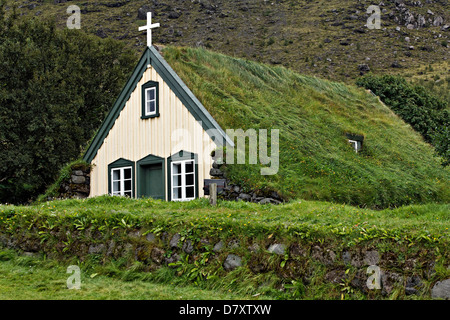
[0,248,266,300]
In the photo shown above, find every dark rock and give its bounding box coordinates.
[106,240,115,256]
[358,64,370,72]
[168,11,181,19]
[71,175,86,184]
[182,240,194,253]
[213,240,224,252]
[311,246,336,266]
[325,269,347,284]
[145,233,156,243]
[381,271,403,296]
[88,243,105,254]
[431,279,450,299]
[289,243,307,257]
[223,254,242,271]
[210,168,223,177]
[433,16,444,27]
[150,247,165,264]
[169,233,181,249]
[391,61,402,68]
[165,253,181,265]
[405,275,423,295]
[351,269,371,293]
[138,6,151,20]
[364,250,380,265]
[95,29,108,39]
[238,193,252,201]
[267,243,286,255]
[228,239,240,249]
[342,251,352,265]
[212,161,220,169]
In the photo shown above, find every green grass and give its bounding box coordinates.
[0,248,264,300]
[3,196,448,245]
[1,196,448,300]
[162,46,449,208]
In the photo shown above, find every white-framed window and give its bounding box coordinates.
[171,159,196,201]
[144,87,157,116]
[348,140,362,153]
[111,166,133,197]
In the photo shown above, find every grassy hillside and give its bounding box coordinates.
[162,46,449,208]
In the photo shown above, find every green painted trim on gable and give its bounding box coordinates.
[83,49,151,163]
[148,46,234,147]
[83,47,233,164]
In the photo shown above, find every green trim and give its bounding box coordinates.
[167,150,198,202]
[137,154,165,200]
[149,46,234,147]
[141,81,160,119]
[83,49,150,163]
[83,47,233,164]
[107,158,136,198]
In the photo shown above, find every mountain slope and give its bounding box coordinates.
[10,0,450,84]
[162,46,449,208]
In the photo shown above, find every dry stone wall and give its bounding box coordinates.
[1,226,448,299]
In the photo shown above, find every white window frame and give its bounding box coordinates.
[348,140,359,153]
[171,159,196,201]
[144,87,157,116]
[111,166,133,197]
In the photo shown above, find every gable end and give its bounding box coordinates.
[83,47,233,164]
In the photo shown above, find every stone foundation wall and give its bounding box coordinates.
[1,227,448,299]
[209,159,284,205]
[55,166,91,199]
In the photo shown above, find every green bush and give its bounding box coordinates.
[356,74,449,166]
[0,3,136,204]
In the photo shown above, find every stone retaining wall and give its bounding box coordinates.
[1,227,448,299]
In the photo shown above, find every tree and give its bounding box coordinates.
[0,3,137,203]
[356,74,449,166]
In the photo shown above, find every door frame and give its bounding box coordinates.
[137,154,165,200]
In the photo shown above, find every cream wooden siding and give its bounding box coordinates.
[90,65,215,199]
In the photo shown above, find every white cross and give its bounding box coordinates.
[139,12,160,48]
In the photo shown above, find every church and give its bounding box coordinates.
[83,13,233,201]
